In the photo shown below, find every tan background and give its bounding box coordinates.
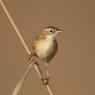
[0,0,95,95]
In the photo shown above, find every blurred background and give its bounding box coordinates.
[0,0,95,95]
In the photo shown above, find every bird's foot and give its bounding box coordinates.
[28,52,35,61]
[41,77,50,86]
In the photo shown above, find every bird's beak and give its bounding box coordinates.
[55,31,62,36]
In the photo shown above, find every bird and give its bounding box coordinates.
[12,26,62,95]
[29,26,62,85]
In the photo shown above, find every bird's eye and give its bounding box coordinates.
[50,29,53,32]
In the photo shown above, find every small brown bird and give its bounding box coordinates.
[29,26,62,84]
[12,26,62,95]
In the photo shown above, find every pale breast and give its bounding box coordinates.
[34,38,58,62]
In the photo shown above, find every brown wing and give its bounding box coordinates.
[32,31,47,50]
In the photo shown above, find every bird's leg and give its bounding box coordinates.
[34,61,44,80]
[42,62,50,85]
[45,62,50,79]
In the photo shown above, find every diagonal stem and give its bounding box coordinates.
[0,0,54,95]
[12,59,33,95]
[0,0,30,55]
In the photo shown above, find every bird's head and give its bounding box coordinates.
[44,26,62,37]
[40,26,63,40]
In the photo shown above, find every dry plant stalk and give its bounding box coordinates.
[0,0,54,95]
[12,59,33,95]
